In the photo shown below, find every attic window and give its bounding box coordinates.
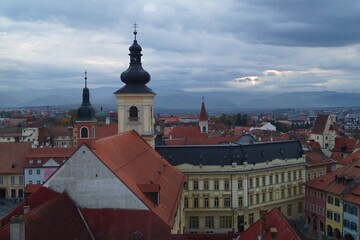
[29,160,33,164]
[138,184,160,206]
[37,160,41,164]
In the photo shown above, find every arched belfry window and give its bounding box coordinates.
[129,106,138,121]
[80,127,89,138]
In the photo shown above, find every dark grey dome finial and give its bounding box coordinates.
[133,22,138,40]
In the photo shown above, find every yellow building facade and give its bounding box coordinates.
[325,193,343,238]
[0,174,24,200]
[156,140,306,234]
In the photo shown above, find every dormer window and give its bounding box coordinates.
[29,160,33,164]
[129,106,138,121]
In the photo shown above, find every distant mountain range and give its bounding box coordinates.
[1,88,360,113]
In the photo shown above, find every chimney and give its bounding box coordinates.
[259,210,267,235]
[23,205,30,215]
[10,215,25,240]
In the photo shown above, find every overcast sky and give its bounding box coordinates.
[1,0,360,94]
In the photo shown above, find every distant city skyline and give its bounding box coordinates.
[1,1,360,93]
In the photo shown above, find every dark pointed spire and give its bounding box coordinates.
[76,71,96,122]
[199,97,208,121]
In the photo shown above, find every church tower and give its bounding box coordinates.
[114,26,156,147]
[199,98,209,133]
[75,71,97,149]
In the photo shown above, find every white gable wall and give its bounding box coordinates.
[44,145,148,210]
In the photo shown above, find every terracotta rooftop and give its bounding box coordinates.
[24,147,76,167]
[93,130,187,227]
[337,149,360,165]
[239,208,304,240]
[305,150,335,168]
[332,137,359,153]
[312,115,331,134]
[0,142,32,174]
[164,126,206,139]
[95,123,118,139]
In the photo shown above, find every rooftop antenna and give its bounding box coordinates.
[133,22,138,40]
[84,70,88,88]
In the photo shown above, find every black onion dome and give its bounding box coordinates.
[120,30,151,85]
[76,72,96,122]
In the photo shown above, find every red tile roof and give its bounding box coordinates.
[342,184,360,205]
[332,137,359,153]
[93,131,187,227]
[337,150,360,165]
[0,142,32,174]
[24,147,76,167]
[239,208,303,240]
[24,184,42,194]
[96,123,118,139]
[165,126,206,139]
[312,115,332,134]
[305,150,335,168]
[0,187,60,227]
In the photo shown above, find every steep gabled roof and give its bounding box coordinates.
[305,150,335,167]
[337,149,360,165]
[96,124,118,139]
[93,131,187,227]
[0,190,92,240]
[239,208,304,240]
[0,142,32,174]
[312,115,332,134]
[332,137,359,153]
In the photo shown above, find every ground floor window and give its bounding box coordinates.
[205,216,214,228]
[189,216,199,229]
[220,216,232,228]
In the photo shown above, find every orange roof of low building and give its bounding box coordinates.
[305,150,335,168]
[164,126,206,139]
[24,184,42,194]
[239,208,303,240]
[93,131,187,227]
[337,149,360,165]
[332,137,360,153]
[0,142,32,174]
[96,124,118,139]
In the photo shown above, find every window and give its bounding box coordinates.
[129,106,138,121]
[269,191,273,201]
[18,189,23,199]
[0,176,3,185]
[262,193,266,202]
[204,198,209,208]
[248,213,254,226]
[288,172,291,181]
[281,189,285,198]
[11,189,16,198]
[37,159,41,164]
[92,126,96,138]
[193,198,199,208]
[36,180,41,184]
[193,181,198,190]
[298,202,303,213]
[184,197,188,208]
[327,210,333,220]
[287,204,292,216]
[214,197,219,208]
[29,180,33,184]
[275,174,279,184]
[204,180,209,190]
[307,173,311,181]
[29,160,33,164]
[293,186,297,195]
[351,206,358,216]
[293,171,296,180]
[36,169,41,175]
[238,197,243,207]
[249,195,253,205]
[256,194,259,204]
[320,192,324,200]
[29,169,33,175]
[350,222,357,231]
[80,127,89,138]
[281,173,284,182]
[214,180,219,190]
[189,216,199,229]
[249,178,253,188]
[262,176,266,186]
[256,177,259,187]
[269,175,273,185]
[224,197,231,208]
[334,213,340,222]
[334,198,340,207]
[10,176,15,185]
[327,195,334,204]
[298,170,302,180]
[205,216,214,228]
[220,216,232,228]
[238,180,242,190]
[288,188,292,197]
[224,180,230,190]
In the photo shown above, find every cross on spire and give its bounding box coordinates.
[84,70,87,88]
[133,22,138,40]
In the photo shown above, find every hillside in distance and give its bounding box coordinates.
[1,88,360,112]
